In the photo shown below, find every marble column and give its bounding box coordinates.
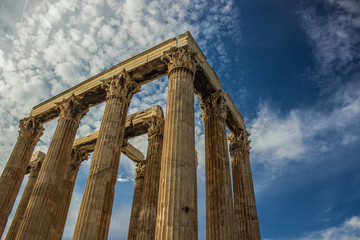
[15,94,89,240]
[0,117,43,237]
[5,152,44,240]
[200,91,235,240]
[155,47,198,240]
[48,147,90,240]
[128,161,146,240]
[136,117,164,240]
[73,69,140,240]
[228,132,260,240]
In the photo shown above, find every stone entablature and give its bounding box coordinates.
[29,32,245,135]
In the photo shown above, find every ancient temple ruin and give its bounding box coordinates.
[0,32,260,239]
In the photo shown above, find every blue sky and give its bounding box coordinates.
[0,0,360,239]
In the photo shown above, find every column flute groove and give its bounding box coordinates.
[128,161,146,240]
[200,91,236,240]
[136,116,164,240]
[0,117,43,237]
[228,132,260,240]
[5,152,45,240]
[73,69,140,240]
[48,147,90,240]
[155,47,198,240]
[15,94,89,240]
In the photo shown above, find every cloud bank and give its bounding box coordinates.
[249,0,360,171]
[299,216,360,240]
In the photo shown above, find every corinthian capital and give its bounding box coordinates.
[135,161,146,179]
[146,116,164,138]
[200,90,227,120]
[56,94,89,124]
[161,47,199,75]
[19,116,44,140]
[28,155,44,177]
[71,147,90,172]
[101,68,141,101]
[227,130,251,154]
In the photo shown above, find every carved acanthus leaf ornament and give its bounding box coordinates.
[146,116,164,138]
[19,116,44,140]
[28,157,43,177]
[56,94,89,125]
[101,69,141,102]
[200,90,227,120]
[161,47,199,75]
[227,130,251,155]
[135,161,146,179]
[71,147,90,172]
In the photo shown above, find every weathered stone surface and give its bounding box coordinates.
[155,47,198,240]
[0,33,257,240]
[72,105,164,148]
[228,132,260,240]
[201,91,236,240]
[73,131,144,162]
[73,70,140,240]
[5,152,45,240]
[136,117,164,240]
[48,147,90,240]
[0,117,43,237]
[29,32,245,134]
[7,105,148,239]
[128,161,146,240]
[15,95,88,240]
[29,151,46,164]
[122,143,145,162]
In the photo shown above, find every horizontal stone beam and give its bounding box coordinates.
[30,37,185,122]
[25,140,144,173]
[25,106,163,167]
[30,151,46,162]
[122,143,144,162]
[29,32,245,133]
[186,33,245,134]
[73,105,164,161]
[73,105,164,148]
[26,146,143,172]
[72,133,144,162]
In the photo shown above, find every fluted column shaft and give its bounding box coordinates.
[201,91,235,240]
[15,95,89,240]
[73,69,140,240]
[48,148,89,240]
[128,162,146,240]
[136,117,164,240]
[0,117,43,237]
[5,154,44,240]
[155,47,198,240]
[228,132,260,240]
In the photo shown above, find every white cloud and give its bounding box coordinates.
[117,174,131,183]
[263,216,360,240]
[299,0,360,90]
[298,216,360,240]
[250,1,360,171]
[249,81,360,169]
[250,105,305,161]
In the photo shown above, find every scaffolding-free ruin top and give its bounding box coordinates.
[30,32,245,133]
